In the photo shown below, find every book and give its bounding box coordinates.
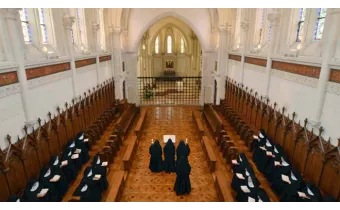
[75,149,81,154]
[241,185,250,193]
[281,175,290,183]
[253,135,259,140]
[71,154,79,159]
[37,188,49,198]
[84,138,89,142]
[274,161,281,166]
[248,196,256,202]
[93,174,101,180]
[297,191,309,199]
[50,175,61,182]
[61,160,68,166]
[101,162,108,167]
[231,159,238,165]
[266,151,273,156]
[236,173,245,180]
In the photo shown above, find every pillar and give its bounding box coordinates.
[216,25,228,104]
[62,14,78,98]
[92,23,100,85]
[3,9,35,125]
[263,11,281,98]
[240,21,249,83]
[112,27,122,99]
[310,9,340,126]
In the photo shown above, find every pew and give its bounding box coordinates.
[123,136,138,171]
[192,110,205,139]
[203,104,223,138]
[105,171,125,202]
[215,170,234,202]
[115,104,138,137]
[134,109,147,139]
[201,136,217,172]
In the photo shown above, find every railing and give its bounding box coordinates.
[137,77,201,105]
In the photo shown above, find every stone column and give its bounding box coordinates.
[0,10,14,61]
[62,14,77,98]
[108,26,115,77]
[263,12,281,98]
[201,50,214,105]
[3,8,35,125]
[240,21,249,83]
[92,23,100,85]
[225,25,232,76]
[112,27,122,99]
[216,25,227,104]
[310,8,340,126]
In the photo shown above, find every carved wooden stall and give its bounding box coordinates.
[0,78,116,202]
[219,77,340,201]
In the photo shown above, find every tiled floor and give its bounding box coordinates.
[120,106,218,202]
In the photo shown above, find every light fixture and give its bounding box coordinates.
[236,45,240,49]
[142,44,146,50]
[258,44,261,49]
[42,46,48,52]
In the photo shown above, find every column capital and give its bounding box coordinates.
[62,15,76,29]
[92,23,100,32]
[241,21,249,31]
[218,25,227,33]
[1,8,20,20]
[267,13,281,26]
[113,27,122,35]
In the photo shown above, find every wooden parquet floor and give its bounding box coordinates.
[120,106,219,202]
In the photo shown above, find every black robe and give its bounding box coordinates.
[176,140,190,164]
[149,140,163,172]
[174,156,191,195]
[82,166,107,192]
[91,154,109,190]
[279,168,304,202]
[75,132,90,163]
[297,182,323,202]
[235,175,259,202]
[257,188,270,202]
[39,165,68,201]
[23,180,55,202]
[269,158,293,194]
[251,128,267,151]
[232,152,250,173]
[59,151,78,182]
[73,178,102,202]
[163,139,176,173]
[253,138,274,172]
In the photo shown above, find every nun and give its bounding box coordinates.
[62,147,82,173]
[67,139,89,165]
[39,165,69,201]
[254,137,275,172]
[73,178,102,202]
[279,167,304,202]
[174,156,191,196]
[251,129,267,152]
[92,154,109,190]
[75,131,90,163]
[23,180,54,202]
[297,182,323,202]
[256,188,270,202]
[176,139,190,161]
[268,156,293,194]
[149,139,163,172]
[231,152,250,173]
[48,155,77,183]
[235,175,259,202]
[83,165,108,192]
[163,139,176,173]
[263,144,284,181]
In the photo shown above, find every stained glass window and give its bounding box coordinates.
[155,36,159,54]
[167,36,172,53]
[38,8,48,44]
[314,8,327,41]
[180,37,184,53]
[296,8,307,42]
[268,24,272,41]
[99,8,106,50]
[19,8,32,44]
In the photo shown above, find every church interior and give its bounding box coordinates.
[0,3,340,204]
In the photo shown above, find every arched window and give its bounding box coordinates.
[314,8,327,41]
[155,36,159,54]
[167,35,172,53]
[296,8,307,42]
[180,37,184,53]
[37,8,48,44]
[99,8,106,50]
[19,8,32,44]
[74,8,87,49]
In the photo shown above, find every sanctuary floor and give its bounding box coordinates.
[120,106,218,201]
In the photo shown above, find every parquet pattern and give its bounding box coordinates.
[120,106,218,202]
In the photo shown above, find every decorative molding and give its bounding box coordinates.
[28,70,72,90]
[25,62,71,80]
[0,71,18,87]
[245,57,266,67]
[76,63,96,74]
[229,54,241,61]
[271,69,318,88]
[329,69,340,83]
[75,58,96,68]
[326,81,340,95]
[0,83,20,98]
[99,55,112,62]
[271,60,321,79]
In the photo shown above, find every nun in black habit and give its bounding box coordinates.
[83,165,108,192]
[174,156,191,195]
[253,137,275,173]
[58,152,78,182]
[73,178,102,202]
[163,139,176,173]
[268,157,293,194]
[251,129,267,152]
[39,165,69,201]
[235,175,260,202]
[231,152,250,173]
[149,140,163,172]
[176,140,190,161]
[279,167,304,202]
[62,147,82,174]
[23,180,55,202]
[91,153,109,190]
[297,182,323,202]
[75,131,90,163]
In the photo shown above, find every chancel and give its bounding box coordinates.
[0,4,340,203]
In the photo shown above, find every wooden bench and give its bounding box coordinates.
[105,171,125,202]
[134,108,147,138]
[215,170,234,202]
[115,104,138,137]
[203,104,223,138]
[201,136,217,172]
[192,110,204,139]
[123,136,138,171]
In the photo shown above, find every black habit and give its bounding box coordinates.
[174,156,191,195]
[163,139,176,173]
[149,140,163,172]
